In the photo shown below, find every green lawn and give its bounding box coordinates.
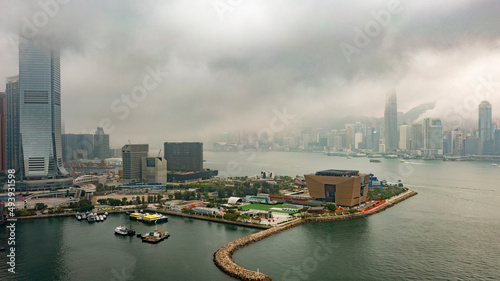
[240,203,301,214]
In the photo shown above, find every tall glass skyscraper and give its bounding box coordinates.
[478,100,493,155]
[478,100,492,140]
[17,36,67,179]
[384,90,398,152]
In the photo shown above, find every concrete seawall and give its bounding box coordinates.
[213,190,418,281]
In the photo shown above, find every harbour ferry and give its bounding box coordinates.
[141,224,169,244]
[129,212,143,221]
[141,213,168,224]
[114,225,136,236]
[369,159,381,163]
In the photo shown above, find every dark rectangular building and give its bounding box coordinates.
[164,142,203,172]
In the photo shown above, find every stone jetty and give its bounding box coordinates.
[214,190,417,280]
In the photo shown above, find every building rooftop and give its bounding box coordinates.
[314,169,360,177]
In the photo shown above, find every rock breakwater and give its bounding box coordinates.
[213,190,417,280]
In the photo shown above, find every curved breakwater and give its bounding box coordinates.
[213,190,418,281]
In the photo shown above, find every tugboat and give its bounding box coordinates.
[141,224,169,244]
[114,225,136,236]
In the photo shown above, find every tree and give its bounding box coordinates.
[71,199,94,212]
[122,197,128,205]
[168,194,173,200]
[35,203,47,211]
[326,204,336,212]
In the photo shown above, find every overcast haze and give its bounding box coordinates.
[1,0,500,147]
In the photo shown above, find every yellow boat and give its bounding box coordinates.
[129,213,142,221]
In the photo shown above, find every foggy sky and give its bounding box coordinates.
[1,0,500,148]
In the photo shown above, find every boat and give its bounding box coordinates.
[114,225,136,236]
[104,212,109,216]
[346,157,351,159]
[368,154,383,158]
[141,224,169,244]
[141,213,168,224]
[384,154,398,159]
[353,153,367,157]
[77,215,82,220]
[81,214,86,220]
[129,212,143,221]
[370,159,381,163]
[87,213,96,223]
[491,163,498,166]
[99,215,104,221]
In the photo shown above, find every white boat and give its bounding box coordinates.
[77,215,82,220]
[99,215,104,221]
[114,225,136,236]
[491,163,498,166]
[104,212,109,216]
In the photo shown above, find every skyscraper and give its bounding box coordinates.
[164,142,203,172]
[122,144,148,183]
[15,36,68,179]
[93,127,110,159]
[0,92,6,172]
[384,90,398,152]
[478,100,493,155]
[423,118,443,157]
[6,75,21,177]
[478,101,492,140]
[399,125,410,151]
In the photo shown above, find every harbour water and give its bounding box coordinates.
[1,151,500,280]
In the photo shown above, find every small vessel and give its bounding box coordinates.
[370,159,381,163]
[141,224,169,244]
[81,214,86,220]
[141,213,168,224]
[104,212,109,216]
[385,154,398,159]
[87,213,96,223]
[491,163,498,166]
[129,212,143,221]
[346,156,351,159]
[77,215,82,220]
[114,225,136,236]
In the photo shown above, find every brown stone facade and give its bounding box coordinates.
[305,173,369,207]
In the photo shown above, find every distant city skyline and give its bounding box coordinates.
[1,1,500,147]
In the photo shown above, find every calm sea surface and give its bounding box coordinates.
[1,151,500,280]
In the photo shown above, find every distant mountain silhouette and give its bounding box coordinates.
[402,102,435,124]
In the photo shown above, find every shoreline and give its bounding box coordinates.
[213,190,418,281]
[10,207,271,229]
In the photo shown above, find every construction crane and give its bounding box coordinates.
[158,149,162,157]
[128,139,132,144]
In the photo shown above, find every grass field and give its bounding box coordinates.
[240,203,301,214]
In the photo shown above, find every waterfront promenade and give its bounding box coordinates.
[213,190,418,281]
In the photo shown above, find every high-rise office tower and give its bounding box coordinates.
[0,92,6,172]
[478,100,493,155]
[93,127,110,160]
[384,90,398,152]
[399,125,411,151]
[478,101,492,140]
[6,76,21,176]
[18,37,67,178]
[164,142,203,172]
[122,144,148,183]
[423,118,443,156]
